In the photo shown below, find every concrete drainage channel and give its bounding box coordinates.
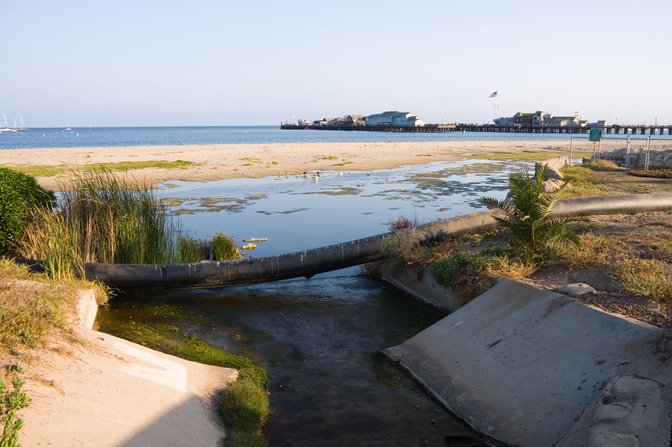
[83,190,671,446]
[48,157,672,446]
[379,278,671,447]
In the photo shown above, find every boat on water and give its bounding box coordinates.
[0,114,27,132]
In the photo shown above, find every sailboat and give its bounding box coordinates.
[16,116,27,132]
[0,113,11,133]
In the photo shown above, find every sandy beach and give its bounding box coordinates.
[2,139,660,190]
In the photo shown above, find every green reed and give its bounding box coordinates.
[20,170,182,278]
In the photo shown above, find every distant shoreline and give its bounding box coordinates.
[4,139,669,191]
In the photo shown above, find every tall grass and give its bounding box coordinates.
[19,170,181,278]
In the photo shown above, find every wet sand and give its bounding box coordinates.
[1,139,645,189]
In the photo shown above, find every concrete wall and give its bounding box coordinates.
[383,279,671,447]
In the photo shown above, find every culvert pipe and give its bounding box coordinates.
[82,193,672,289]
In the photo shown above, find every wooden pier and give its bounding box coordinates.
[280,123,457,133]
[281,123,672,135]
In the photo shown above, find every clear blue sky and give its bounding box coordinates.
[2,0,671,127]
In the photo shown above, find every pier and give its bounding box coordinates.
[281,123,672,135]
[280,123,457,133]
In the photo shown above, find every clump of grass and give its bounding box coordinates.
[615,258,672,301]
[430,252,537,303]
[0,259,107,354]
[382,231,457,267]
[321,155,338,160]
[177,236,211,263]
[0,378,31,447]
[430,253,495,302]
[19,169,182,279]
[211,233,241,261]
[3,160,199,178]
[240,157,262,167]
[552,232,623,268]
[484,255,537,279]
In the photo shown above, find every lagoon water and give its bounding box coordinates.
[1,125,664,150]
[97,159,523,445]
[158,159,526,258]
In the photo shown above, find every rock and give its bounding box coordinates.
[650,154,665,168]
[558,283,597,296]
[593,403,631,423]
[535,159,567,181]
[588,426,640,447]
[543,178,565,193]
[610,148,628,160]
[241,243,257,250]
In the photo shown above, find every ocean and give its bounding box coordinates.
[1,125,667,150]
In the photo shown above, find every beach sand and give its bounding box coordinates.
[1,139,656,190]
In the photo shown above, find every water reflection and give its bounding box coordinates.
[97,275,491,446]
[158,159,529,257]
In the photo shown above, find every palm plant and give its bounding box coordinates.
[480,166,580,264]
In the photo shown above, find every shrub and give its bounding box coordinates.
[431,253,475,287]
[0,379,31,447]
[0,168,55,254]
[177,236,211,263]
[388,216,416,232]
[430,253,495,303]
[211,233,241,261]
[480,166,580,264]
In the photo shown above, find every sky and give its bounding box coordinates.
[1,0,671,127]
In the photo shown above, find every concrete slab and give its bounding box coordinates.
[379,262,461,312]
[383,279,671,447]
[20,289,238,447]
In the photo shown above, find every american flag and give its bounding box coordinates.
[489,91,498,98]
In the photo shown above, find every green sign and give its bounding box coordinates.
[589,128,603,142]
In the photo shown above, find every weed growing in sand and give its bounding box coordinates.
[240,157,262,166]
[552,232,623,268]
[0,259,107,356]
[0,378,31,447]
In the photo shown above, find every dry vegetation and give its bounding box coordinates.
[0,260,106,363]
[385,165,672,327]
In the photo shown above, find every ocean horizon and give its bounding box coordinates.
[1,125,669,150]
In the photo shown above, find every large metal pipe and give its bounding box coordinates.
[82,193,672,289]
